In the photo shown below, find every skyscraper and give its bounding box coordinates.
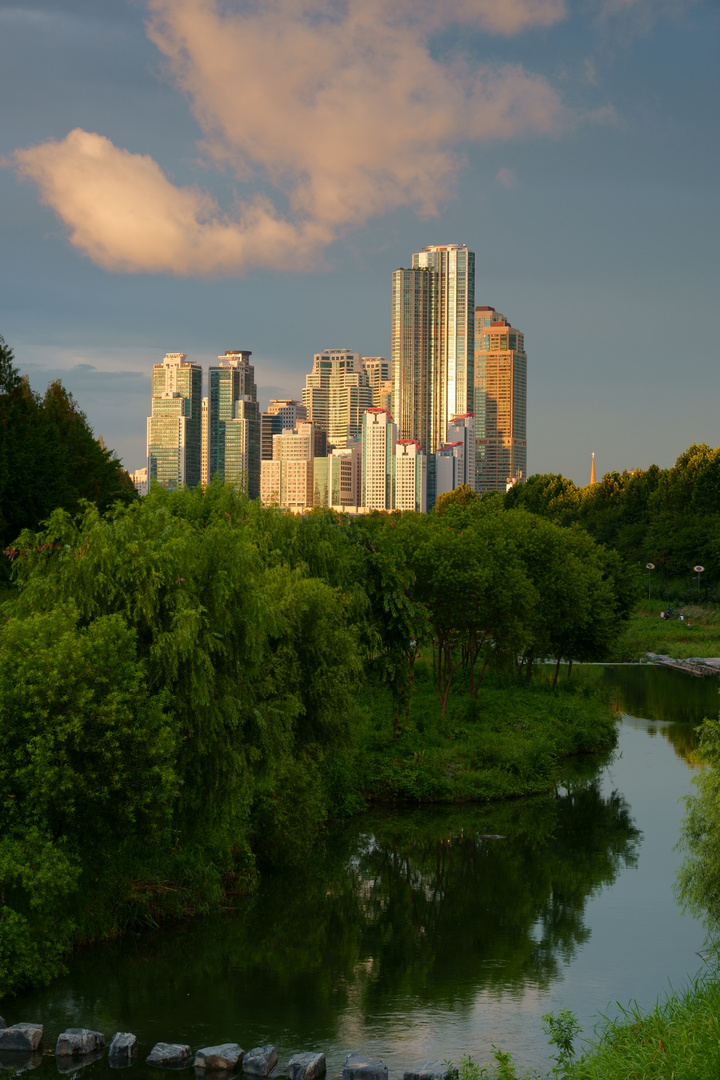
[395,439,427,513]
[302,349,374,449]
[391,244,475,504]
[208,350,261,497]
[474,307,527,493]
[147,352,202,490]
[261,398,307,460]
[362,356,390,406]
[361,407,396,511]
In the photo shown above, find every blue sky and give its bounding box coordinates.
[1,0,718,481]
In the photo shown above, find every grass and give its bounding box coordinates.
[356,658,618,804]
[612,599,720,661]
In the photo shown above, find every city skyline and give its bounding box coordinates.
[1,1,717,483]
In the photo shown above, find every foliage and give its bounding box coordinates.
[0,337,135,580]
[543,1010,581,1078]
[677,718,720,928]
[505,444,720,596]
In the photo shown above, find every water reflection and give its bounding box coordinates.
[9,778,640,1077]
[601,665,719,763]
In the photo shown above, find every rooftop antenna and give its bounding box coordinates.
[590,451,596,485]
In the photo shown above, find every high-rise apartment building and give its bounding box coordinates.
[392,244,475,505]
[314,444,361,510]
[147,352,202,490]
[474,307,527,493]
[208,350,261,497]
[302,349,374,448]
[260,420,316,511]
[395,439,427,513]
[261,398,307,460]
[362,357,390,406]
[361,407,396,511]
[201,396,209,486]
[435,441,467,501]
[446,412,476,491]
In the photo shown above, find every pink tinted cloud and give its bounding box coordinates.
[13,0,567,276]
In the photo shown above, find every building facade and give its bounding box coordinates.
[302,349,374,448]
[261,398,307,460]
[362,356,390,406]
[446,412,476,491]
[395,439,427,513]
[147,352,203,490]
[208,350,261,497]
[392,245,475,506]
[361,407,396,511]
[474,307,527,493]
[260,421,316,511]
[314,444,362,510]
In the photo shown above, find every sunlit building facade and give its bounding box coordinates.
[474,307,527,493]
[392,245,475,506]
[208,350,261,497]
[362,356,390,407]
[395,439,427,513]
[147,352,202,490]
[260,421,316,511]
[446,412,476,491]
[314,444,361,509]
[302,349,374,448]
[361,407,396,511]
[261,398,307,460]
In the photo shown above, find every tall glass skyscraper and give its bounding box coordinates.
[302,349,373,449]
[474,307,527,492]
[147,352,202,490]
[208,350,261,498]
[391,244,475,504]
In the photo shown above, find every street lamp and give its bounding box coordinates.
[646,562,655,601]
[694,565,705,595]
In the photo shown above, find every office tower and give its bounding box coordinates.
[379,380,393,414]
[446,412,476,490]
[362,408,396,510]
[147,352,202,490]
[260,421,316,510]
[391,267,433,456]
[314,444,361,510]
[474,307,527,493]
[362,356,390,406]
[261,399,307,460]
[395,440,427,513]
[392,244,475,505]
[201,396,209,486]
[208,350,261,497]
[435,441,467,500]
[302,349,374,448]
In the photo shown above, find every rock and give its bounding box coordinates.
[403,1062,458,1080]
[0,1050,42,1073]
[56,1047,107,1074]
[0,1018,5,1031]
[109,1033,139,1068]
[56,1029,106,1057]
[342,1053,388,1080]
[147,1043,193,1069]
[0,1024,44,1052]
[243,1045,278,1077]
[195,1044,245,1071]
[287,1052,326,1080]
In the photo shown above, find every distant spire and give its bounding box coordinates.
[590,451,596,485]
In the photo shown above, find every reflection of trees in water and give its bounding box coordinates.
[18,784,639,1050]
[600,665,718,763]
[343,785,640,1007]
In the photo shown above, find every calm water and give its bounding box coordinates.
[5,666,720,1077]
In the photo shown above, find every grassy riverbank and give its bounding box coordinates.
[357,660,618,804]
[611,599,720,661]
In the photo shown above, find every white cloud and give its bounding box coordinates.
[12,0,569,276]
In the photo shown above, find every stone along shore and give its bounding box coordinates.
[0,1018,457,1080]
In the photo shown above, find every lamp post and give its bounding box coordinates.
[646,563,655,601]
[694,565,705,595]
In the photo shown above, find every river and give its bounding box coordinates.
[6,665,720,1078]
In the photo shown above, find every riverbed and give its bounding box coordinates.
[6,665,719,1078]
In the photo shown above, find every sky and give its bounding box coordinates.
[1,0,718,482]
